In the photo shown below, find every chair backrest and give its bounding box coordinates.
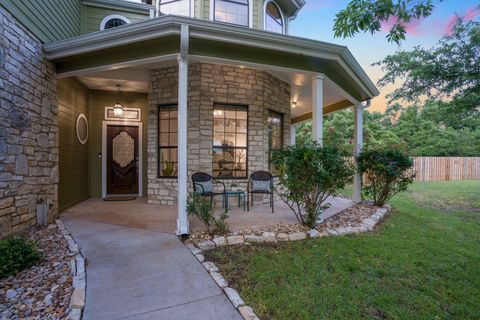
[192,172,213,193]
[250,171,273,182]
[249,171,273,192]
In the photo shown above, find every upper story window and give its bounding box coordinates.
[160,0,191,17]
[264,1,283,33]
[100,15,131,31]
[214,0,249,27]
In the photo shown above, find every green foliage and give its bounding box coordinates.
[334,0,439,43]
[0,237,41,278]
[358,147,415,206]
[375,19,480,110]
[272,143,354,228]
[186,193,229,235]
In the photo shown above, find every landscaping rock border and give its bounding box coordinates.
[55,219,86,320]
[184,205,391,320]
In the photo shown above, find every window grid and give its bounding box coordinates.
[158,105,178,178]
[213,104,248,179]
[104,18,127,29]
[268,110,283,174]
[214,0,249,27]
[160,0,191,17]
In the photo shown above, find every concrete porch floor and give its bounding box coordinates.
[61,196,355,233]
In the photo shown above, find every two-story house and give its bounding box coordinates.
[0,0,378,237]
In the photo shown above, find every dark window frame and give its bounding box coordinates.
[265,1,284,33]
[213,103,249,179]
[214,0,249,27]
[157,104,178,179]
[104,18,128,29]
[267,109,283,173]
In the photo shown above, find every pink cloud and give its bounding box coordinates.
[381,16,425,36]
[445,5,480,34]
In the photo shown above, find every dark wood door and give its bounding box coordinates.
[106,125,139,195]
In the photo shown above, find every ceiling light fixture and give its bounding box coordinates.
[291,101,297,108]
[113,84,124,116]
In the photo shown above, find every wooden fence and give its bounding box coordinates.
[412,157,480,182]
[348,157,480,182]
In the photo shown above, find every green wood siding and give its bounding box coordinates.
[0,0,80,43]
[88,91,148,198]
[82,5,150,34]
[58,78,90,212]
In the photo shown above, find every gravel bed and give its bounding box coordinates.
[0,225,74,320]
[185,202,380,246]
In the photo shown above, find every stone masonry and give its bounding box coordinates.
[0,7,58,237]
[147,63,291,205]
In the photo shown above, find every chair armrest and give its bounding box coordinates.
[212,178,226,193]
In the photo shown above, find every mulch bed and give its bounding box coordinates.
[0,225,74,320]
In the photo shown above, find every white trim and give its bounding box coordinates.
[353,104,363,203]
[312,74,324,144]
[210,0,253,28]
[104,107,142,121]
[76,113,89,145]
[263,0,285,34]
[99,15,131,31]
[102,120,143,199]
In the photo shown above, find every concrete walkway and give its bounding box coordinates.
[62,217,242,320]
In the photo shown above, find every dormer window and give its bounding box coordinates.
[100,15,131,31]
[214,0,249,27]
[160,0,191,17]
[264,1,284,33]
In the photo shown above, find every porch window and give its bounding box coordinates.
[160,0,191,17]
[214,0,249,27]
[213,104,248,178]
[158,105,178,178]
[265,1,283,33]
[268,110,283,174]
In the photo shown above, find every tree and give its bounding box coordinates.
[334,0,441,43]
[374,19,480,111]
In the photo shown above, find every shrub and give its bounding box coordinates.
[357,147,415,206]
[272,142,354,228]
[186,193,229,235]
[0,237,41,278]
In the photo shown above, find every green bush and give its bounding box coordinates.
[0,237,41,278]
[186,193,229,235]
[272,142,354,228]
[357,147,415,206]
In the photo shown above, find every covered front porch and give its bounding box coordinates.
[61,196,354,234]
[46,15,378,235]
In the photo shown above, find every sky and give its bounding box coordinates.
[289,0,480,112]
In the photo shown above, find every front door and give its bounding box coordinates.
[106,125,139,195]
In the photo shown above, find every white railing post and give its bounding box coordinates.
[353,103,364,203]
[312,74,324,145]
[177,24,189,235]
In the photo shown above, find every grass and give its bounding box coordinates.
[206,181,480,319]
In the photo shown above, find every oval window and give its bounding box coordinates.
[76,114,89,145]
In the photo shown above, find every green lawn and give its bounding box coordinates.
[207,181,480,319]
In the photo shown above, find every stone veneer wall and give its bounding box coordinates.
[0,7,58,237]
[147,63,291,205]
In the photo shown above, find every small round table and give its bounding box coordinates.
[223,190,246,212]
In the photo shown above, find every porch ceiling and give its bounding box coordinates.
[44,16,379,103]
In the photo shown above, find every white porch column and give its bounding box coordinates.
[177,24,189,235]
[311,74,324,144]
[353,103,364,203]
[290,124,296,145]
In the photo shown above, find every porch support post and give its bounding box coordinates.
[312,74,324,145]
[353,103,364,203]
[177,24,189,235]
[290,124,296,145]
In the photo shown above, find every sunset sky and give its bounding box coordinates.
[289,1,480,112]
